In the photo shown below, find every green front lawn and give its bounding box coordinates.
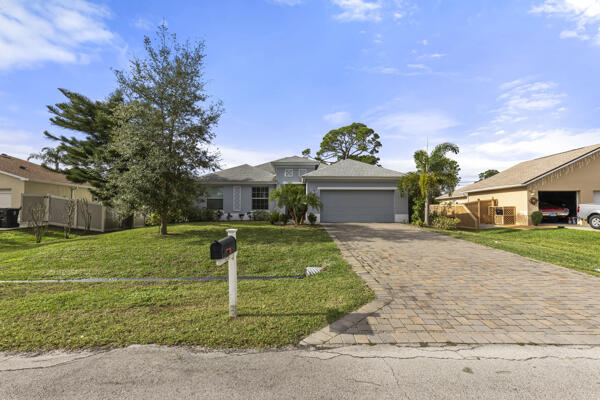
[1,223,344,280]
[0,223,374,351]
[434,227,600,276]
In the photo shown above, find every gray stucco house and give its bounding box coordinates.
[198,155,409,223]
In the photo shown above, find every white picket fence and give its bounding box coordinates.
[20,194,145,233]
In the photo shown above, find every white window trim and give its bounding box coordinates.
[298,168,307,176]
[284,168,294,177]
[251,186,269,210]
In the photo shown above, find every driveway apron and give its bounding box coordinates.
[301,223,600,346]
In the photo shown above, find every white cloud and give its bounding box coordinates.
[453,128,600,184]
[532,0,600,43]
[332,0,382,22]
[323,111,352,125]
[407,63,429,70]
[0,0,114,70]
[417,53,446,59]
[133,17,153,30]
[492,79,565,124]
[0,129,39,160]
[209,144,291,170]
[369,111,459,137]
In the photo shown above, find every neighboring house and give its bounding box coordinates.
[0,154,93,209]
[438,144,600,225]
[198,156,409,223]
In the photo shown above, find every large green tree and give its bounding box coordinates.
[109,24,222,235]
[315,122,382,165]
[40,88,124,201]
[269,184,322,225]
[478,169,499,181]
[399,143,460,225]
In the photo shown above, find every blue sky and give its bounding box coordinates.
[1,0,600,186]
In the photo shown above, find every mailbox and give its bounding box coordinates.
[210,236,237,260]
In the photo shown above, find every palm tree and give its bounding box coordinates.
[399,143,460,225]
[269,184,322,225]
[28,146,65,172]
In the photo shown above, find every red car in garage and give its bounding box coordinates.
[539,201,570,220]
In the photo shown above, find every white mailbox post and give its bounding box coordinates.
[214,228,238,318]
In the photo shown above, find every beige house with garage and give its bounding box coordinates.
[0,153,93,209]
[438,144,600,226]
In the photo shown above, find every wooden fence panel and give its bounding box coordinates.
[430,204,479,229]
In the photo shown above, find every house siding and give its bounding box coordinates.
[275,164,318,185]
[0,173,25,208]
[200,184,277,217]
[0,174,92,209]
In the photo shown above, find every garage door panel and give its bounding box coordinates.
[320,190,394,222]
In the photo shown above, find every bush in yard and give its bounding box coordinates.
[268,184,322,225]
[280,213,290,226]
[269,211,280,225]
[410,198,425,227]
[432,215,460,230]
[197,208,216,222]
[531,211,543,226]
[308,213,317,225]
[253,210,270,221]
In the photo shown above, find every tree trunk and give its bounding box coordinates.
[160,211,168,235]
[424,193,430,226]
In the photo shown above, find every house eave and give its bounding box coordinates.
[0,170,29,181]
[302,176,402,183]
[201,180,276,185]
[465,184,526,194]
[28,178,93,189]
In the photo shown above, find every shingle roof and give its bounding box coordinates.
[462,144,600,193]
[302,158,404,179]
[270,156,320,165]
[254,161,275,174]
[199,164,275,183]
[437,144,600,200]
[0,154,86,186]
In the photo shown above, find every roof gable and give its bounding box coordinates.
[459,144,600,194]
[302,158,404,179]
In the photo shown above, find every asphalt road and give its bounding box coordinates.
[2,344,600,399]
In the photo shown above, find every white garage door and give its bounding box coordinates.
[320,190,394,223]
[0,189,11,208]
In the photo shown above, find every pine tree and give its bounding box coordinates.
[43,88,124,201]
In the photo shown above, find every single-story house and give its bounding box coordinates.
[438,144,600,226]
[198,156,409,223]
[0,153,93,209]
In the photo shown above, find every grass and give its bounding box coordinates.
[1,223,345,280]
[432,227,600,276]
[0,223,374,351]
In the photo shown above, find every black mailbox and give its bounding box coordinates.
[210,236,237,260]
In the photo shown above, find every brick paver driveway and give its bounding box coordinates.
[301,223,600,346]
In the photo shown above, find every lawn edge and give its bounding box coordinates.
[425,226,600,278]
[299,225,386,348]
